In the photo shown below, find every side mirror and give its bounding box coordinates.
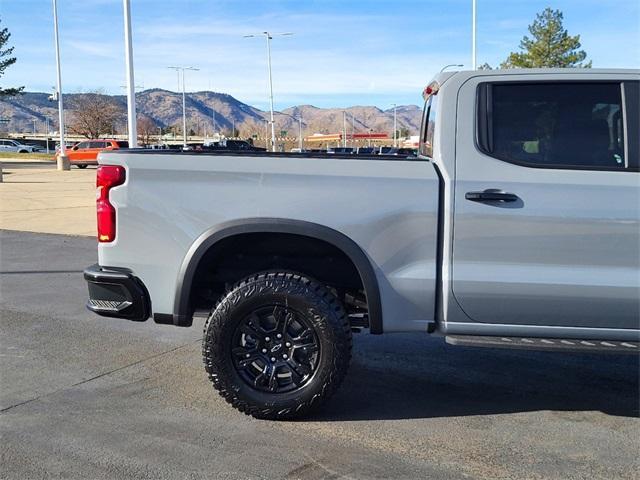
[72,146,79,151]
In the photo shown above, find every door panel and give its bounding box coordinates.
[452,77,640,329]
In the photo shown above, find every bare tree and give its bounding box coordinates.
[137,116,157,145]
[68,92,124,138]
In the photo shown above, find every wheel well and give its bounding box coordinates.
[188,232,370,327]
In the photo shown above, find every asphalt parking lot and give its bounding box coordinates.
[1,229,639,480]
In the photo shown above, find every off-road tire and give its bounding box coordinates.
[202,271,352,420]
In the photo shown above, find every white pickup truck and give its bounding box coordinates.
[85,69,639,419]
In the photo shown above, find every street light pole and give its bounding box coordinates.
[264,119,269,150]
[342,111,347,148]
[244,32,293,152]
[45,117,50,153]
[168,66,199,148]
[351,113,355,148]
[472,0,477,70]
[123,0,138,147]
[392,104,397,148]
[52,0,69,170]
[265,34,276,151]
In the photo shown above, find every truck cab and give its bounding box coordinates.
[425,69,639,340]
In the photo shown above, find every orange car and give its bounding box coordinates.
[66,139,129,168]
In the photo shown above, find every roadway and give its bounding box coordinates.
[1,230,638,479]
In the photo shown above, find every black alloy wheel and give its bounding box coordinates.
[231,304,320,394]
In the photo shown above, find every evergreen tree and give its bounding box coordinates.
[501,8,591,68]
[0,18,24,98]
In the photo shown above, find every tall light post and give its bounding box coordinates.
[342,111,347,148]
[168,66,199,147]
[472,0,477,69]
[123,0,138,147]
[45,117,50,153]
[263,119,269,150]
[52,0,69,170]
[351,113,355,148]
[392,104,397,148]
[244,32,293,152]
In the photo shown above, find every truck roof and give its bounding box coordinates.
[430,67,640,90]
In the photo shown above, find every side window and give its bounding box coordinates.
[76,142,89,149]
[477,82,627,170]
[420,94,438,159]
[89,141,105,149]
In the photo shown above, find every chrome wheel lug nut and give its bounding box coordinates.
[282,354,288,359]
[270,357,276,362]
[276,334,282,339]
[261,348,267,353]
[245,353,251,358]
[265,337,270,342]
[285,342,291,347]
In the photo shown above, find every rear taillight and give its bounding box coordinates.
[96,165,125,242]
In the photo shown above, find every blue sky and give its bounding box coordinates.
[1,0,639,109]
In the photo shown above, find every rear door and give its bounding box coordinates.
[452,75,639,329]
[87,141,106,161]
[70,141,90,161]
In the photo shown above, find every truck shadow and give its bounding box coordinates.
[310,335,639,421]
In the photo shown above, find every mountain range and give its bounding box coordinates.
[0,90,422,139]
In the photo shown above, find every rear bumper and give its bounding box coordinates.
[84,264,150,321]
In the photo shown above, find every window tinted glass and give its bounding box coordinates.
[77,142,90,149]
[484,82,625,169]
[115,141,129,148]
[89,141,106,148]
[421,94,438,158]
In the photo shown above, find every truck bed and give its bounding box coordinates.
[98,150,440,332]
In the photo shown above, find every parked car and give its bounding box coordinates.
[376,147,417,157]
[203,139,266,152]
[377,146,397,155]
[356,147,376,155]
[145,143,171,150]
[84,68,639,419]
[66,140,129,168]
[327,147,354,154]
[0,139,41,153]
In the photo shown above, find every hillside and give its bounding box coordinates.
[0,90,422,138]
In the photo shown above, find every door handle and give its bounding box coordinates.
[465,190,519,203]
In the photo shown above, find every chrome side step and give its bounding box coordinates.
[445,335,639,354]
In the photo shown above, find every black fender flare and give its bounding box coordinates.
[171,218,383,333]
